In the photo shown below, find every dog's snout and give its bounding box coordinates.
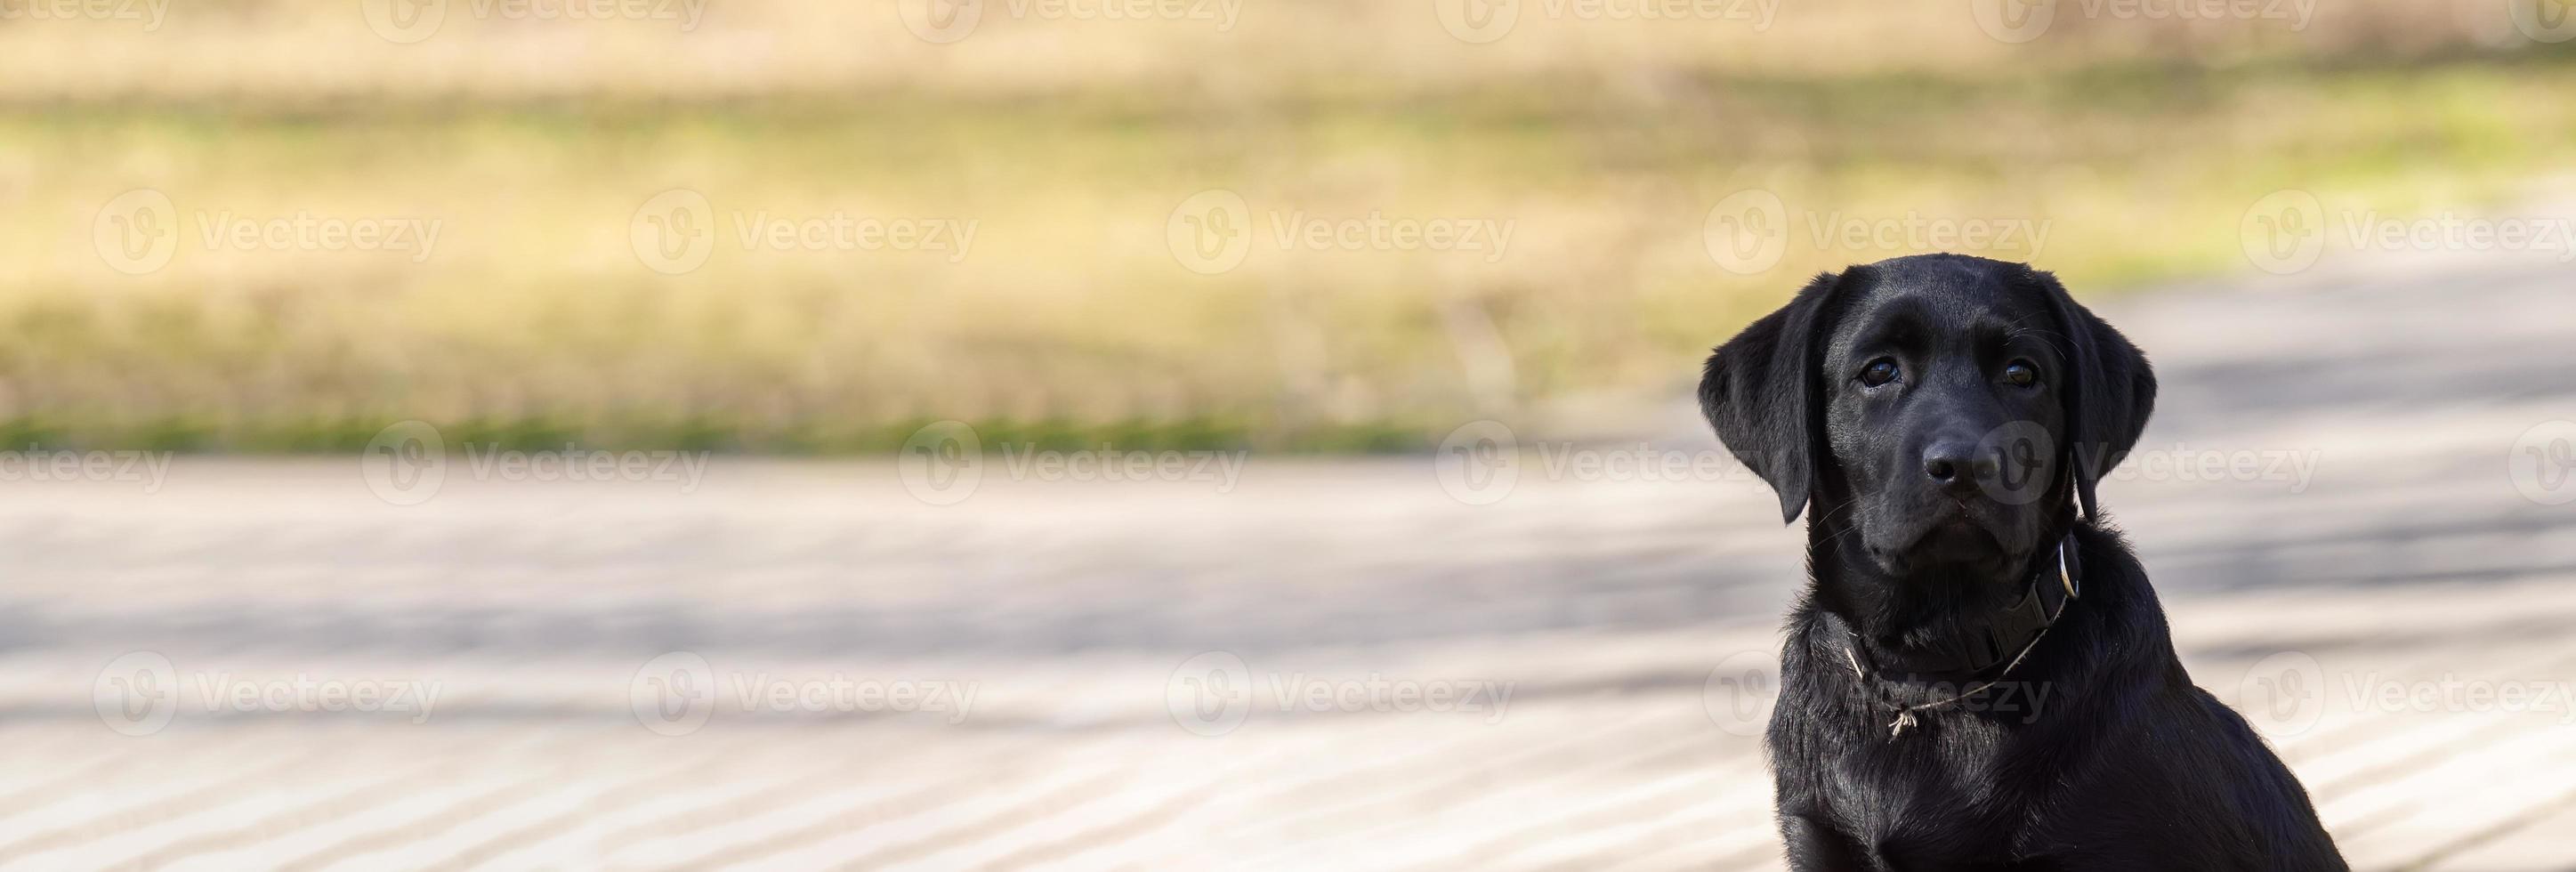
[1921,440,1998,489]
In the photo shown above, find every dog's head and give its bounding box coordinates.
[1700,254,2154,579]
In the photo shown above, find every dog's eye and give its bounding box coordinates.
[1859,359,1900,387]
[2003,360,2039,387]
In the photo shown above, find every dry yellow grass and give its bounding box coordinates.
[1,1,2571,449]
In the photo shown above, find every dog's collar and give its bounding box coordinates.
[1847,530,2083,684]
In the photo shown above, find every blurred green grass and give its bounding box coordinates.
[4,4,2573,452]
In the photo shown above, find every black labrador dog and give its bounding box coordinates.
[1700,254,2344,869]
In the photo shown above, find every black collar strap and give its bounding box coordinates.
[1852,531,2082,683]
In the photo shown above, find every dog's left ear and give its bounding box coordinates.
[1700,270,1856,524]
[2024,267,2157,520]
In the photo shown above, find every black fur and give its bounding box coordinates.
[1701,254,2343,869]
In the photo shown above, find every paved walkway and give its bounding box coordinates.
[2,244,2572,869]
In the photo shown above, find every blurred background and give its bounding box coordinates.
[6,0,2575,449]
[3,0,2574,869]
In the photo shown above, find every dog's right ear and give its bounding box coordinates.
[1699,270,1853,524]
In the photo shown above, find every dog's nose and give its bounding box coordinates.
[1922,440,1997,489]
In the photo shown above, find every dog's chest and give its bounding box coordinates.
[1815,719,2032,861]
